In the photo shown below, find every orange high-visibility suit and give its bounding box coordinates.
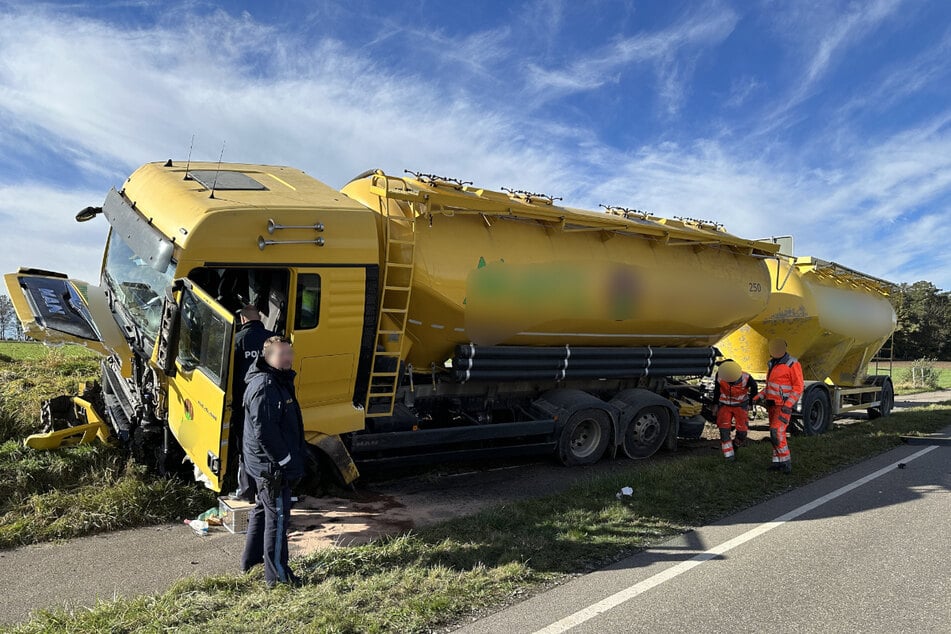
[758,354,804,470]
[713,373,757,459]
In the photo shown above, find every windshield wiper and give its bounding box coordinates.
[60,291,100,337]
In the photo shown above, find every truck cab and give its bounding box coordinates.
[5,161,381,490]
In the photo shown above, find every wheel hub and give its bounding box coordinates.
[570,419,601,458]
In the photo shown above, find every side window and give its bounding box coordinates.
[177,288,230,387]
[295,274,321,330]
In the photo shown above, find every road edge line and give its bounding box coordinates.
[533,445,938,634]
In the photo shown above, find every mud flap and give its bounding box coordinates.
[306,432,360,485]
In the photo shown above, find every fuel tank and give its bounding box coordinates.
[342,172,780,367]
[717,257,896,386]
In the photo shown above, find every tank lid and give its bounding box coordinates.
[795,257,895,295]
[360,171,782,257]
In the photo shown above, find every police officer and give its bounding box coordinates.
[240,336,307,586]
[231,306,273,501]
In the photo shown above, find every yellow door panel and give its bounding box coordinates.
[290,267,367,436]
[299,354,355,405]
[166,281,235,490]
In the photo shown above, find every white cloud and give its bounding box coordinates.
[524,1,738,114]
[0,8,570,189]
[756,0,906,133]
[0,183,108,284]
[724,75,764,108]
[0,1,949,298]
[577,115,951,289]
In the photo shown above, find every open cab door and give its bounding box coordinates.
[164,280,235,491]
[3,269,132,362]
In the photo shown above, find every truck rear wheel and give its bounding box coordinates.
[799,387,832,435]
[557,408,611,466]
[867,377,894,419]
[622,405,669,458]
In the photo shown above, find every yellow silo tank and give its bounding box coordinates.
[342,171,779,368]
[717,257,896,387]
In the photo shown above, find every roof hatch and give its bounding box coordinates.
[187,170,267,191]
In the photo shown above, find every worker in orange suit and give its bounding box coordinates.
[712,360,757,460]
[754,338,804,474]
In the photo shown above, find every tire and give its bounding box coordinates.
[557,408,612,466]
[799,387,832,435]
[621,405,670,459]
[867,377,894,420]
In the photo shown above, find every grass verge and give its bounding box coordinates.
[11,402,950,633]
[894,369,951,395]
[0,344,217,550]
[868,360,951,395]
[0,343,99,442]
[0,441,216,550]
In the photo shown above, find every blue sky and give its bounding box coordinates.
[1,0,950,288]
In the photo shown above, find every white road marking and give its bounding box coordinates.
[534,445,939,634]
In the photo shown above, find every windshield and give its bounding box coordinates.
[101,229,176,346]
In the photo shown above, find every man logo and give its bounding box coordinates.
[184,399,194,421]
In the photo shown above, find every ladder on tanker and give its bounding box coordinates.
[872,332,895,378]
[365,189,417,417]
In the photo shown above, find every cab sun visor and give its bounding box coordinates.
[102,188,175,273]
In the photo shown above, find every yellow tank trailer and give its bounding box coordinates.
[341,172,774,364]
[718,256,896,434]
[7,161,787,489]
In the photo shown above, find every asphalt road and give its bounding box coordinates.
[456,435,951,634]
[0,390,946,627]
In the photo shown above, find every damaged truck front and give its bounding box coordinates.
[5,162,378,490]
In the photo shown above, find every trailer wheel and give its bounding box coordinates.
[867,377,894,419]
[557,408,611,466]
[799,388,832,435]
[622,406,670,459]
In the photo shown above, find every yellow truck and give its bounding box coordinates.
[716,251,897,434]
[4,161,895,490]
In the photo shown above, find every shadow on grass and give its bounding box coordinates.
[295,402,951,583]
[10,403,951,633]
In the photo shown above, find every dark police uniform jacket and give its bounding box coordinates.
[241,356,308,482]
[232,320,274,414]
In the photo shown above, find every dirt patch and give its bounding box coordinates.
[288,493,414,553]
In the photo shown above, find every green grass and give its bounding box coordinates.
[0,345,217,550]
[868,361,951,394]
[868,361,951,395]
[0,344,100,443]
[11,402,950,634]
[0,341,99,361]
[895,370,951,395]
[0,441,216,550]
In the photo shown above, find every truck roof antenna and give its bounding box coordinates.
[183,134,195,180]
[209,141,226,199]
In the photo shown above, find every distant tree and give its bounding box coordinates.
[12,314,24,341]
[892,281,951,360]
[0,294,15,340]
